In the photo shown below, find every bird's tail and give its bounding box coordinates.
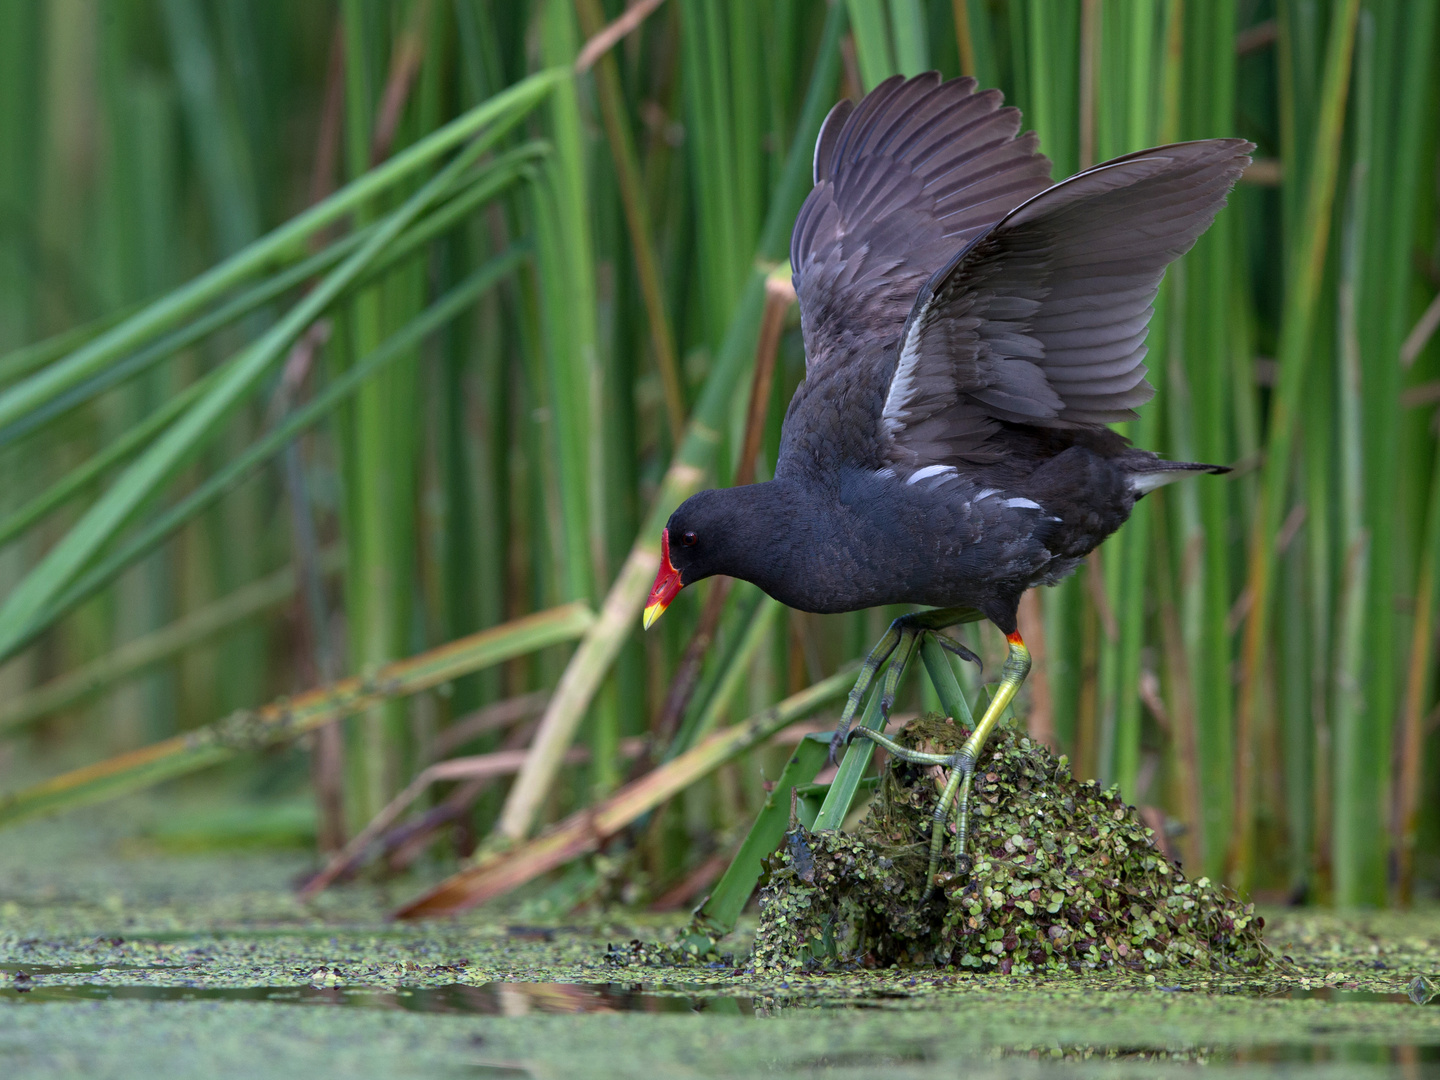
[1126,459,1230,495]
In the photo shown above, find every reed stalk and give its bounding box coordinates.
[1177,0,1239,877]
[6,0,1439,913]
[492,3,846,842]
[1232,0,1359,891]
[1345,0,1438,907]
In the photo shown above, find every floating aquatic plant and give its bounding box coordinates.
[752,717,1270,975]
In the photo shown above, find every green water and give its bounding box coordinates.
[3,798,1439,1078]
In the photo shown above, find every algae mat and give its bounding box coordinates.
[3,798,1440,1078]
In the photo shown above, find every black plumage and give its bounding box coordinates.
[648,73,1250,639]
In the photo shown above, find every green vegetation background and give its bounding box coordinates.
[0,0,1436,912]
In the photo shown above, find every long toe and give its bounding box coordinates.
[936,633,983,672]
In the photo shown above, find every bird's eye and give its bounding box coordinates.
[681,531,698,547]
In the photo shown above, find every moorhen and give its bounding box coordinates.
[643,73,1249,895]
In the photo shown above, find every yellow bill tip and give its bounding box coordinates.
[642,601,667,631]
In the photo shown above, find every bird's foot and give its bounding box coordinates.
[828,611,985,763]
[932,632,983,673]
[920,749,976,902]
[830,615,985,765]
[875,624,927,722]
[834,725,971,901]
[843,726,951,762]
[923,633,1031,900]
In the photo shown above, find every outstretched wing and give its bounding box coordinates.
[883,138,1253,466]
[790,73,1054,373]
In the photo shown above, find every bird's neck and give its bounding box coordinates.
[700,479,864,613]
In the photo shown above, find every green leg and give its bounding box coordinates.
[849,630,1032,900]
[827,607,980,764]
[827,619,904,764]
[874,623,922,724]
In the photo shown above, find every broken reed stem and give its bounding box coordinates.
[302,736,646,898]
[368,0,430,166]
[494,545,666,840]
[1078,0,1100,171]
[0,604,596,828]
[735,275,794,486]
[395,667,855,918]
[951,0,976,77]
[573,0,668,74]
[426,690,551,762]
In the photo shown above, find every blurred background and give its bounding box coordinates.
[0,0,1436,914]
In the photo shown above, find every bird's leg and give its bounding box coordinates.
[829,608,978,765]
[937,630,1030,895]
[827,618,905,765]
[874,621,925,723]
[855,630,1032,901]
[841,720,963,900]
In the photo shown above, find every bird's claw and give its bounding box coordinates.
[829,720,881,766]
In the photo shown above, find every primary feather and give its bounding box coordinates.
[791,73,1054,376]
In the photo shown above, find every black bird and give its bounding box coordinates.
[643,73,1249,893]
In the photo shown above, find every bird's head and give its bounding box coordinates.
[642,488,740,629]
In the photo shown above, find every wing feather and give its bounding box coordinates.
[790,74,1054,374]
[882,138,1252,464]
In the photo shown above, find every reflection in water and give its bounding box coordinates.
[4,978,1438,1066]
[0,979,754,1016]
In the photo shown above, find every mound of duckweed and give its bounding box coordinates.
[753,715,1269,974]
